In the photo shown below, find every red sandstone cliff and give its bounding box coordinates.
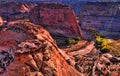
[0,21,81,76]
[29,3,82,44]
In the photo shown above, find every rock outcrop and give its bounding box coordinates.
[29,3,82,45]
[0,2,30,21]
[0,16,3,26]
[80,2,120,40]
[0,21,81,76]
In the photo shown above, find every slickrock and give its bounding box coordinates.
[63,40,88,52]
[29,3,82,45]
[0,21,81,76]
[67,41,95,56]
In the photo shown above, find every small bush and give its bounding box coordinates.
[95,36,110,53]
[66,39,76,45]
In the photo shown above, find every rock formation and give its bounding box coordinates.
[0,21,81,76]
[0,16,3,26]
[29,3,82,45]
[80,2,120,40]
[0,2,30,21]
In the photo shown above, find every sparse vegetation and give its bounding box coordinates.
[95,36,110,53]
[65,37,81,45]
[85,27,103,37]
[65,39,76,45]
[59,37,81,46]
[86,27,111,53]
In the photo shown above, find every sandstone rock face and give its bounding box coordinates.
[0,16,3,26]
[29,3,82,44]
[80,2,120,40]
[0,2,30,21]
[0,21,81,76]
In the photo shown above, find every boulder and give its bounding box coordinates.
[29,3,82,45]
[0,21,81,76]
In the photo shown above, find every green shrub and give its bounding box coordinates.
[86,27,110,53]
[66,39,76,45]
[65,37,81,45]
[95,36,110,53]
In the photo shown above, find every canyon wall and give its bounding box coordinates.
[80,2,120,40]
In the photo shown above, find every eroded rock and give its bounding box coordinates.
[0,21,81,76]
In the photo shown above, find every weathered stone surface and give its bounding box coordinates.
[29,3,82,44]
[0,21,81,76]
[74,53,120,76]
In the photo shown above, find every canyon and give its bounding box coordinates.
[0,1,119,76]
